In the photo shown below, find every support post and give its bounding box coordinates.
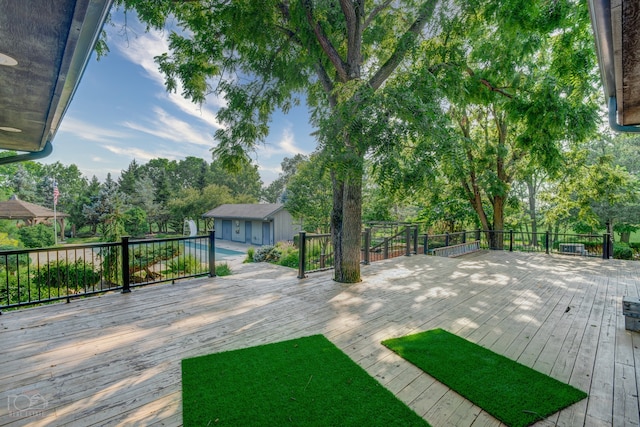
[545,231,550,254]
[297,231,306,278]
[509,230,514,252]
[363,228,371,265]
[602,233,612,259]
[384,237,389,259]
[445,232,450,247]
[424,234,429,255]
[462,230,466,244]
[122,236,130,293]
[413,226,418,254]
[209,230,216,277]
[405,227,411,257]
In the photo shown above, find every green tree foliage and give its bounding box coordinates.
[175,156,210,190]
[284,154,332,234]
[118,159,143,197]
[263,154,309,203]
[406,0,600,248]
[116,0,438,282]
[167,184,235,230]
[123,207,149,237]
[83,174,126,240]
[17,224,55,248]
[543,141,639,237]
[70,175,101,234]
[209,155,262,202]
[10,165,38,202]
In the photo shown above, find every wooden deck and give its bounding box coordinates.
[1,251,639,426]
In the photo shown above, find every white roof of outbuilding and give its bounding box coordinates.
[202,204,285,220]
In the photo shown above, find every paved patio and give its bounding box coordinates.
[0,251,638,426]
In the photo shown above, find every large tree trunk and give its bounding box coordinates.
[332,169,363,283]
[492,196,505,250]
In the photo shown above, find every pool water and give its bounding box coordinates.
[215,247,245,257]
[183,240,245,259]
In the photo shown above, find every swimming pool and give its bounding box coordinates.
[183,240,245,259]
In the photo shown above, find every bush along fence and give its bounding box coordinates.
[0,232,218,311]
[297,227,615,278]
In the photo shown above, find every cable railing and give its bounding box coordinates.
[1,232,218,311]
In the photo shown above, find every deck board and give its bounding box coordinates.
[1,251,638,426]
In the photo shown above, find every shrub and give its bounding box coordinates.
[613,243,633,260]
[168,255,202,274]
[0,245,30,273]
[628,242,640,250]
[32,259,101,290]
[18,224,55,248]
[244,246,255,263]
[215,262,232,276]
[275,241,299,268]
[278,250,299,268]
[253,245,281,263]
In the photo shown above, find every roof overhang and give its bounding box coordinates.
[588,0,640,132]
[0,0,113,163]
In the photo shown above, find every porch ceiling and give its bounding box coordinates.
[0,0,112,158]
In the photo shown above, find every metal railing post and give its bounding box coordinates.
[209,230,216,277]
[424,234,429,255]
[364,228,371,265]
[445,232,450,247]
[405,227,411,256]
[602,233,612,259]
[462,230,467,244]
[122,236,130,293]
[545,231,550,254]
[509,230,514,252]
[475,229,481,243]
[413,226,418,254]
[384,237,389,259]
[297,231,306,278]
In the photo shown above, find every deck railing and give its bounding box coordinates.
[297,228,614,278]
[1,232,217,311]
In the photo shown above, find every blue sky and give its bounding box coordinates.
[46,10,315,185]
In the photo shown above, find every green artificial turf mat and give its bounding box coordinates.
[381,328,587,427]
[182,335,429,426]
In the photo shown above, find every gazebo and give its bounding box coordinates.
[0,195,68,241]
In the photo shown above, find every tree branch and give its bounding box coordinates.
[340,0,364,78]
[315,61,337,108]
[466,67,514,99]
[301,0,349,82]
[364,0,393,29]
[368,0,436,90]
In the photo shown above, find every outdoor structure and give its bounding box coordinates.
[0,0,113,164]
[203,203,300,245]
[0,195,68,241]
[588,0,640,131]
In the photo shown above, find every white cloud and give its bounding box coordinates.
[123,106,214,147]
[258,126,310,159]
[58,117,130,143]
[102,144,160,162]
[111,18,225,131]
